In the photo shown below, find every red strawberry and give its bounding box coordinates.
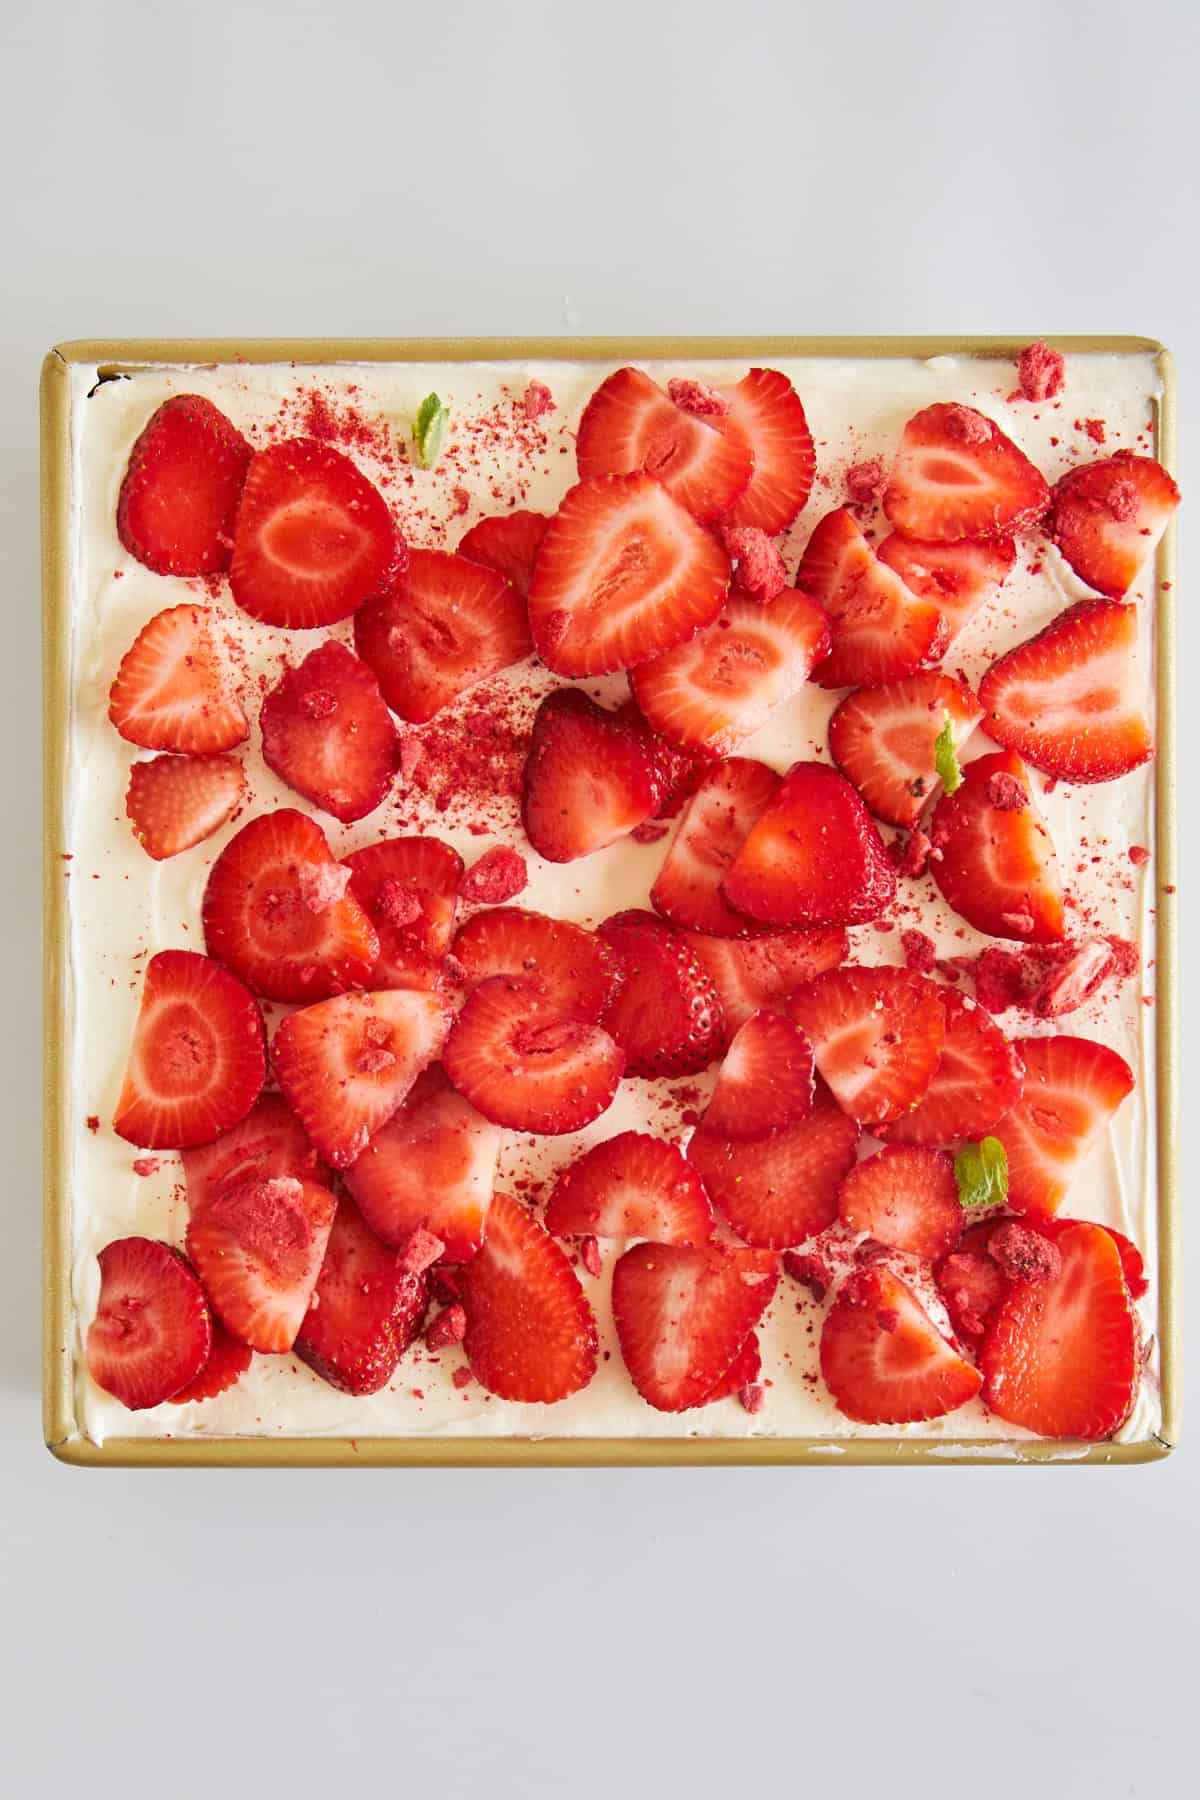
[683,926,848,1041]
[650,758,780,936]
[1050,453,1180,597]
[878,989,1026,1147]
[521,689,662,861]
[993,1035,1134,1216]
[882,403,1050,541]
[615,699,709,819]
[575,367,753,521]
[341,1065,502,1263]
[1094,1224,1149,1301]
[113,949,265,1150]
[527,473,730,675]
[611,1240,778,1412]
[796,508,947,689]
[108,604,248,753]
[688,1079,858,1248]
[203,809,380,1003]
[294,1195,428,1395]
[272,988,449,1169]
[877,533,1016,644]
[837,1145,961,1260]
[820,1265,982,1424]
[125,753,246,860]
[182,1089,325,1219]
[702,1331,762,1404]
[451,907,621,1021]
[598,910,724,1078]
[117,395,251,576]
[86,1238,212,1410]
[457,508,550,598]
[230,437,399,628]
[544,1131,714,1245]
[629,588,830,755]
[166,1317,253,1405]
[186,1175,337,1353]
[444,977,624,1134]
[342,835,463,991]
[722,761,897,927]
[930,749,1066,943]
[260,640,400,824]
[787,965,945,1127]
[978,599,1153,783]
[935,1222,1008,1347]
[458,1192,598,1402]
[827,673,982,830]
[981,1220,1139,1437]
[702,1011,815,1140]
[717,367,816,534]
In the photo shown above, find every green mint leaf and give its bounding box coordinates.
[934,714,962,795]
[954,1137,1009,1210]
[412,392,449,468]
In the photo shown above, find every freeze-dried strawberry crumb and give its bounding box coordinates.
[631,821,670,845]
[719,524,788,602]
[1104,479,1139,522]
[425,1303,467,1349]
[298,862,353,913]
[376,878,422,929]
[890,828,933,878]
[667,377,730,418]
[987,771,1028,812]
[523,380,555,420]
[945,405,991,444]
[132,1157,161,1177]
[451,1365,474,1388]
[738,1382,766,1414]
[431,1266,462,1305]
[400,1227,445,1275]
[1084,418,1106,444]
[901,928,937,972]
[357,1043,396,1074]
[782,1251,831,1301]
[297,688,338,720]
[579,1235,603,1279]
[86,1115,100,1133]
[451,486,470,516]
[460,845,528,905]
[844,456,886,505]
[1001,909,1036,937]
[1129,844,1150,866]
[989,1222,1062,1283]
[1016,340,1065,402]
[1106,935,1139,981]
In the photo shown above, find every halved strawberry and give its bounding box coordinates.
[683,926,848,1041]
[182,1090,325,1218]
[935,1221,1009,1347]
[611,1240,778,1412]
[113,949,265,1149]
[203,809,380,1002]
[341,1065,502,1263]
[702,1331,762,1404]
[444,977,624,1133]
[878,990,1026,1147]
[166,1317,253,1405]
[230,437,399,628]
[185,1175,337,1352]
[1050,453,1180,597]
[126,753,246,860]
[717,367,816,534]
[993,1034,1134,1216]
[723,761,897,927]
[838,1145,961,1260]
[457,508,550,598]
[598,910,724,1078]
[575,367,753,521]
[108,604,248,753]
[650,758,780,936]
[458,1192,598,1402]
[787,965,945,1127]
[117,395,251,576]
[978,599,1153,783]
[882,404,1050,541]
[87,1237,212,1409]
[260,640,400,823]
[545,1131,714,1245]
[342,835,463,990]
[981,1220,1139,1437]
[877,533,1016,644]
[294,1195,428,1395]
[451,907,621,1021]
[521,689,662,861]
[615,698,709,819]
[828,673,982,830]
[930,749,1066,943]
[820,1265,982,1424]
[527,473,730,675]
[796,508,947,689]
[687,1079,858,1248]
[702,1011,814,1140]
[272,988,449,1169]
[629,588,830,755]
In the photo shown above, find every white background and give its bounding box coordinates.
[2,3,1194,1794]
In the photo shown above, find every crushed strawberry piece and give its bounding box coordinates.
[459,845,528,905]
[1128,844,1150,866]
[298,862,353,913]
[631,820,670,845]
[739,1381,766,1414]
[451,1364,473,1388]
[667,377,730,418]
[451,486,470,515]
[900,928,937,972]
[523,380,555,420]
[987,771,1028,812]
[782,1250,831,1301]
[1000,908,1036,938]
[718,524,788,601]
[425,1303,467,1349]
[86,1115,100,1133]
[431,1266,462,1305]
[890,828,933,878]
[1106,935,1139,981]
[132,1157,161,1177]
[1084,418,1106,444]
[844,456,886,505]
[970,947,1024,1013]
[357,1043,396,1074]
[1103,479,1139,522]
[1016,341,1065,402]
[945,405,991,444]
[989,1222,1062,1283]
[579,1235,603,1278]
[399,1226,445,1275]
[376,878,423,929]
[297,688,338,720]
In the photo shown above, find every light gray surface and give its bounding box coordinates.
[2,2,1193,1794]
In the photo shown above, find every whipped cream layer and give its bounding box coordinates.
[58,348,1166,1449]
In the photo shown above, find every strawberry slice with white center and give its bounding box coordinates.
[820,1265,982,1425]
[86,1238,212,1410]
[687,1079,859,1248]
[702,1010,815,1140]
[598,910,724,1078]
[575,367,753,521]
[935,1220,1009,1347]
[343,836,464,991]
[108,604,248,753]
[260,640,400,824]
[341,1065,502,1263]
[978,598,1153,784]
[230,437,400,628]
[717,367,816,534]
[828,673,983,830]
[683,926,848,1041]
[451,907,621,1021]
[877,989,1026,1147]
[882,403,1050,542]
[993,1034,1134,1216]
[113,949,266,1150]
[1050,452,1180,597]
[457,508,550,599]
[166,1317,253,1405]
[185,1175,337,1353]
[354,548,533,723]
[272,988,450,1169]
[877,532,1016,644]
[183,1090,326,1219]
[117,395,251,576]
[126,753,247,860]
[787,965,946,1127]
[443,977,624,1134]
[294,1195,428,1395]
[611,1240,778,1412]
[651,758,781,936]
[458,1192,599,1402]
[203,809,380,1002]
[527,473,730,675]
[796,508,947,689]
[837,1145,962,1260]
[930,749,1066,944]
[723,761,897,928]
[521,688,663,861]
[629,588,830,755]
[544,1131,715,1245]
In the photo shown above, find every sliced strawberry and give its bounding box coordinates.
[260,640,400,823]
[820,1265,982,1424]
[723,761,897,927]
[1050,453,1180,597]
[598,910,724,1078]
[981,1220,1139,1437]
[457,508,550,598]
[86,1238,212,1409]
[342,835,463,991]
[342,1065,501,1263]
[203,809,379,1002]
[930,749,1066,943]
[451,907,621,1021]
[230,437,399,628]
[544,1131,714,1245]
[877,533,1016,644]
[108,604,248,753]
[294,1195,428,1395]
[882,403,1050,542]
[993,1035,1134,1216]
[787,965,945,1127]
[837,1145,961,1260]
[615,698,709,819]
[444,977,624,1133]
[113,949,265,1150]
[650,758,780,936]
[795,508,946,689]
[687,1079,858,1249]
[702,1331,762,1404]
[575,367,753,521]
[186,1175,337,1352]
[935,1222,1009,1347]
[702,1011,814,1140]
[182,1090,325,1218]
[521,689,662,861]
[878,990,1026,1147]
[527,472,730,675]
[117,395,251,576]
[166,1316,253,1405]
[1095,1224,1149,1301]
[827,673,982,830]
[272,988,448,1169]
[683,926,848,1041]
[458,1192,598,1402]
[611,1240,778,1412]
[717,368,816,534]
[125,753,246,860]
